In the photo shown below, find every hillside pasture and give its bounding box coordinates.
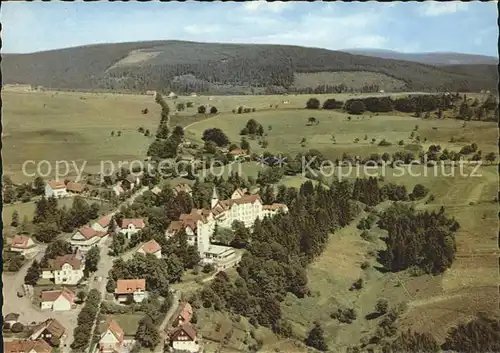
[2,91,160,182]
[184,106,497,160]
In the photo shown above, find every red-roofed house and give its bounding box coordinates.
[114,279,147,303]
[41,254,85,285]
[119,218,145,239]
[10,235,38,256]
[92,213,114,233]
[70,225,107,252]
[99,319,124,353]
[29,318,66,347]
[168,323,200,353]
[40,287,76,311]
[173,302,193,327]
[45,180,68,198]
[65,182,86,194]
[137,239,162,259]
[5,339,53,353]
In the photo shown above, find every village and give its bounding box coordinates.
[3,160,289,353]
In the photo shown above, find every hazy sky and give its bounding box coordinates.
[1,1,498,56]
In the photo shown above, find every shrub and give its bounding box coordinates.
[378,139,392,146]
[306,98,321,109]
[345,99,366,114]
[323,98,344,110]
[350,278,363,290]
[10,322,24,333]
[375,299,389,314]
[210,106,218,114]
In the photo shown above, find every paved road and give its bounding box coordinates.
[154,291,180,353]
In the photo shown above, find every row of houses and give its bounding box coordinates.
[45,180,86,198]
[167,302,201,352]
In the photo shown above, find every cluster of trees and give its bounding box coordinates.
[192,180,355,335]
[135,295,173,349]
[197,105,218,114]
[240,119,264,136]
[233,106,257,114]
[32,196,100,242]
[295,83,381,95]
[378,203,459,274]
[303,93,497,120]
[147,95,184,159]
[4,251,25,272]
[71,289,101,351]
[202,128,230,147]
[107,254,171,297]
[2,175,45,204]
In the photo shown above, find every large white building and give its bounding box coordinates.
[45,180,69,198]
[166,188,288,258]
[41,254,85,285]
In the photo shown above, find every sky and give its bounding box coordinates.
[1,1,498,56]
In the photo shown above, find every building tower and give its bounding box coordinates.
[211,187,219,209]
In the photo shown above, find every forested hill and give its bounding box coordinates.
[2,40,497,94]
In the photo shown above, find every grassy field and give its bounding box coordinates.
[2,91,161,182]
[102,313,144,337]
[184,107,497,161]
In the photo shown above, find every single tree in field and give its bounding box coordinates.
[198,105,207,114]
[307,117,317,125]
[11,210,19,227]
[306,98,321,109]
[117,131,122,137]
[77,291,86,303]
[111,131,115,137]
[210,106,218,114]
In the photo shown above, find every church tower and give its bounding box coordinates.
[211,186,219,209]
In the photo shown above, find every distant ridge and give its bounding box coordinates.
[2,40,497,94]
[341,48,498,66]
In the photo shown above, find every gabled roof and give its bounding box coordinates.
[140,239,161,254]
[122,218,145,228]
[211,194,261,216]
[32,318,66,339]
[11,234,34,249]
[47,180,66,190]
[48,254,83,271]
[41,287,75,303]
[66,182,85,193]
[177,302,193,323]
[166,221,183,234]
[169,323,197,341]
[5,339,53,353]
[96,214,113,228]
[229,148,248,155]
[115,279,146,294]
[151,186,162,195]
[105,319,124,343]
[74,226,106,240]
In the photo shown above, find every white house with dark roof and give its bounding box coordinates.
[45,180,69,198]
[41,254,85,285]
[70,226,107,252]
[119,218,145,239]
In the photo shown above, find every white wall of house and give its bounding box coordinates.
[53,263,84,285]
[70,232,100,252]
[53,296,72,311]
[40,301,54,311]
[42,270,54,280]
[45,184,68,198]
[172,340,200,353]
[99,331,120,353]
[119,225,141,240]
[116,291,146,303]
